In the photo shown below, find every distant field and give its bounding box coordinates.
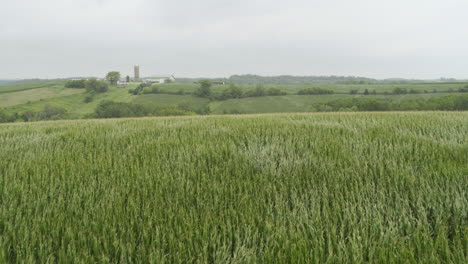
[0,112,466,262]
[0,86,84,107]
[1,80,466,119]
[0,81,65,93]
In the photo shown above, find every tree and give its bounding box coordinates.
[226,84,243,98]
[65,79,86,88]
[363,89,369,95]
[126,75,130,83]
[195,80,212,98]
[106,71,121,85]
[86,79,109,93]
[392,87,407,94]
[254,85,266,96]
[0,108,9,123]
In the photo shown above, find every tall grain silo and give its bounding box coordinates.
[134,65,140,81]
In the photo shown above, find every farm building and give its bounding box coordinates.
[144,75,176,84]
[116,81,128,88]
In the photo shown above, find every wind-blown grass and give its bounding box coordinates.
[0,112,466,263]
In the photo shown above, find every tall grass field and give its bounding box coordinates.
[0,112,466,262]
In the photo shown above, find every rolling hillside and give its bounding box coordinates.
[0,80,467,121]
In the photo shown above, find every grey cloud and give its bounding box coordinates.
[1,0,468,79]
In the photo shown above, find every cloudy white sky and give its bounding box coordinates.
[1,0,467,79]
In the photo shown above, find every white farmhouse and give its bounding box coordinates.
[144,75,176,84]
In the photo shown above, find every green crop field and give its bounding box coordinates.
[0,81,66,94]
[0,112,466,263]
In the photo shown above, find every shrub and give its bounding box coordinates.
[85,79,109,93]
[129,83,151,95]
[408,89,420,94]
[298,88,334,95]
[21,105,67,122]
[219,84,244,100]
[194,80,212,98]
[94,101,195,118]
[0,108,11,123]
[267,88,287,96]
[83,96,94,103]
[65,80,86,88]
[392,87,407,94]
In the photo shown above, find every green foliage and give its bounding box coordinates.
[0,108,11,123]
[266,88,287,96]
[65,79,86,88]
[219,84,243,100]
[314,94,468,112]
[0,113,466,262]
[106,71,121,85]
[194,80,213,98]
[197,104,211,115]
[229,74,378,85]
[94,100,150,118]
[350,90,358,94]
[253,85,266,96]
[393,87,408,94]
[151,85,160,94]
[83,95,94,103]
[129,83,151,95]
[126,75,130,82]
[297,87,334,95]
[85,79,109,93]
[94,100,195,118]
[20,104,67,121]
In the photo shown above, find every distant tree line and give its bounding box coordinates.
[0,104,67,123]
[228,75,378,85]
[176,75,466,85]
[194,81,286,100]
[312,94,468,112]
[65,79,109,93]
[91,100,209,118]
[297,88,334,95]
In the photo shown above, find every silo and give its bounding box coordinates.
[134,65,140,81]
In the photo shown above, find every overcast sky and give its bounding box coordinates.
[1,0,467,79]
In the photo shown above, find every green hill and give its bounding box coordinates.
[0,80,467,121]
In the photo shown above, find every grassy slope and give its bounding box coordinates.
[3,84,138,118]
[0,81,65,93]
[0,85,84,107]
[0,112,466,262]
